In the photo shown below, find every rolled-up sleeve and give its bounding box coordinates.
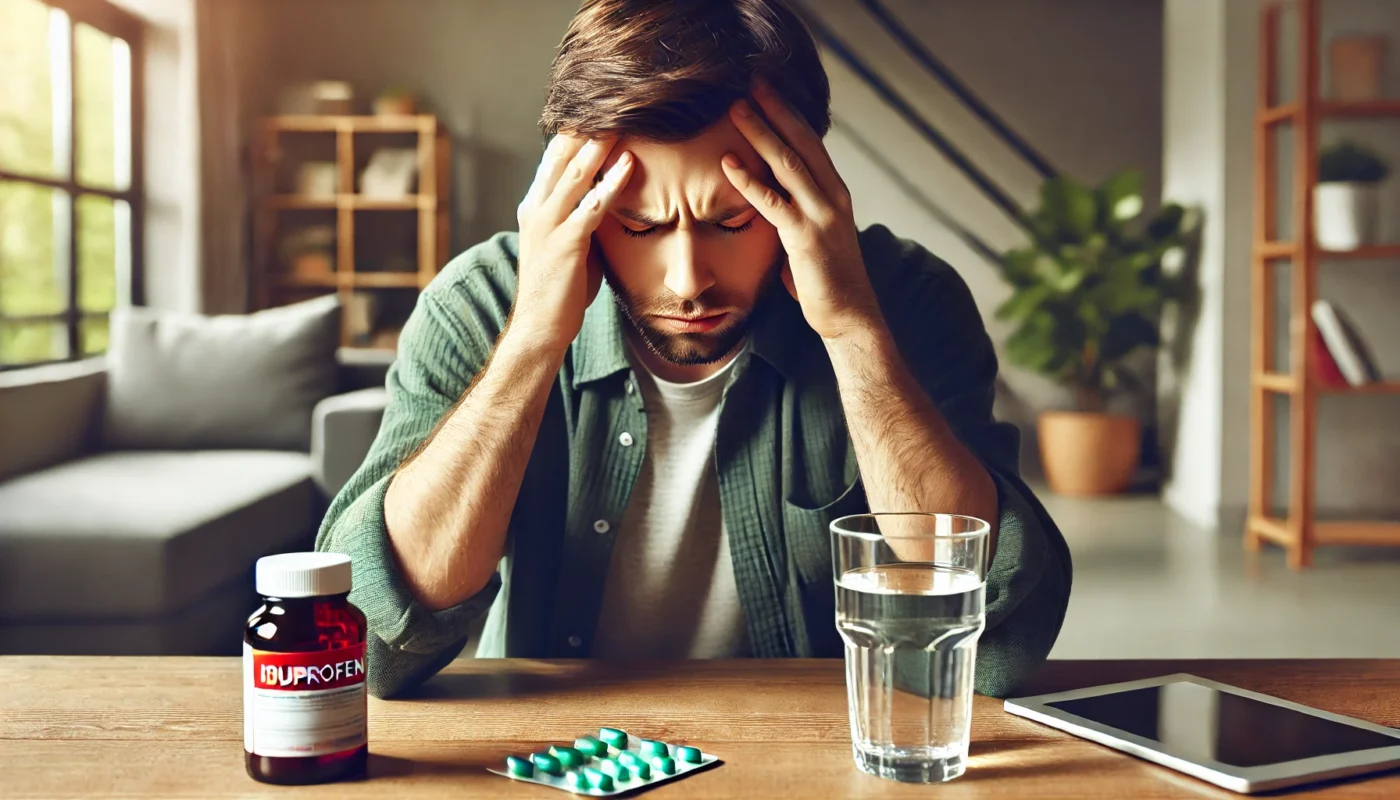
[315,258,510,698]
[866,225,1074,698]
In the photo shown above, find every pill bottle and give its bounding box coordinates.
[244,552,368,784]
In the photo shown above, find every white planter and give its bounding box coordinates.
[1314,182,1380,251]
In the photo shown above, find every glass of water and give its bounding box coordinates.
[832,513,991,783]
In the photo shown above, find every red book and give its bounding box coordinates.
[1310,326,1348,388]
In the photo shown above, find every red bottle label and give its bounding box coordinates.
[243,643,367,758]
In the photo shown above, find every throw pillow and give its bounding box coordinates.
[101,295,341,451]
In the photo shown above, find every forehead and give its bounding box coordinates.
[600,117,762,208]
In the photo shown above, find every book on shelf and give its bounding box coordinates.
[1308,326,1348,388]
[1311,299,1381,387]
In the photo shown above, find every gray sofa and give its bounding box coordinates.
[0,357,389,656]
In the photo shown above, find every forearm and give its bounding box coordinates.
[825,325,999,550]
[384,326,565,610]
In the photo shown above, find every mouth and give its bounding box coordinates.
[653,311,730,333]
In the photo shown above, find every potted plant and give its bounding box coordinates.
[996,169,1192,496]
[1316,141,1388,251]
[373,86,418,117]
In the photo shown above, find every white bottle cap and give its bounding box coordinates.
[255,552,352,598]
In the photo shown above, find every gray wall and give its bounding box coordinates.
[244,0,1166,430]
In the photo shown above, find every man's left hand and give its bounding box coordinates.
[721,79,883,341]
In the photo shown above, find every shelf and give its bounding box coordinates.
[265,115,437,134]
[1319,243,1400,260]
[1252,373,1400,395]
[1255,372,1297,393]
[1248,515,1294,547]
[1257,241,1299,260]
[274,273,421,289]
[352,272,422,288]
[1316,520,1400,546]
[267,194,432,211]
[1320,98,1400,119]
[1259,104,1297,125]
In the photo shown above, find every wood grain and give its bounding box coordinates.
[3,658,1399,798]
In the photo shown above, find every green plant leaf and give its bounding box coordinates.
[995,283,1052,321]
[1041,176,1098,240]
[1100,169,1144,223]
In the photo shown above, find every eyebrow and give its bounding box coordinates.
[613,205,755,227]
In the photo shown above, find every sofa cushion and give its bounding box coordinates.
[0,450,318,620]
[0,359,105,484]
[101,295,341,451]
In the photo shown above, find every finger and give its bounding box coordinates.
[729,99,826,214]
[520,134,586,214]
[720,151,800,231]
[752,78,847,203]
[565,151,634,232]
[541,137,619,225]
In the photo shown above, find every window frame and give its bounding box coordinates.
[0,0,144,370]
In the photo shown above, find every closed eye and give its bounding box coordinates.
[618,211,758,239]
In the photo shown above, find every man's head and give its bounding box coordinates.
[540,0,830,367]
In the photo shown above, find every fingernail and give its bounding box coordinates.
[722,154,741,169]
[616,152,632,168]
[733,100,753,118]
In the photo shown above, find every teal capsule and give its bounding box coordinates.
[574,736,607,758]
[640,739,670,758]
[618,750,646,769]
[505,755,534,777]
[549,745,585,769]
[630,760,652,779]
[531,752,564,776]
[652,755,677,775]
[584,767,615,792]
[677,745,703,764]
[599,727,628,749]
[565,770,589,792]
[598,758,631,781]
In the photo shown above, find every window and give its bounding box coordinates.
[0,0,142,368]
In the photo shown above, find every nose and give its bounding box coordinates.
[662,232,715,301]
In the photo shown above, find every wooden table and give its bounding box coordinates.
[3,657,1398,798]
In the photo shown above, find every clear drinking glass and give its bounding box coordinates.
[832,513,991,783]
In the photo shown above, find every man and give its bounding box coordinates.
[317,0,1071,699]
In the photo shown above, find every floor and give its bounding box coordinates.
[1041,488,1400,660]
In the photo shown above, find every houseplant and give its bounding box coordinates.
[1316,141,1388,251]
[996,169,1191,495]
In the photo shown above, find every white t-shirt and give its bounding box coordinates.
[590,348,749,658]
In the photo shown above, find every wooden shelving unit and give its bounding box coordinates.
[252,114,450,350]
[1247,0,1400,567]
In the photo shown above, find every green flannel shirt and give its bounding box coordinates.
[316,224,1072,699]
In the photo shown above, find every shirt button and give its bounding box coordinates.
[593,519,610,534]
[567,635,583,648]
[619,432,634,447]
[625,381,635,395]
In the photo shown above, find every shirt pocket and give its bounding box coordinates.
[783,477,867,589]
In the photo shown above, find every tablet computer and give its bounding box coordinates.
[1005,674,1400,793]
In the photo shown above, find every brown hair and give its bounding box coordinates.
[540,0,830,142]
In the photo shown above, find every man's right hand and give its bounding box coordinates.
[510,135,634,351]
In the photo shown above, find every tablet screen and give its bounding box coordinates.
[1046,680,1399,767]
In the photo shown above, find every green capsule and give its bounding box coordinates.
[565,771,589,792]
[574,736,607,758]
[505,755,534,777]
[640,739,670,758]
[599,727,628,750]
[584,767,615,792]
[630,760,652,780]
[531,753,564,776]
[549,745,585,769]
[677,745,703,764]
[652,755,677,775]
[598,758,631,781]
[618,750,646,769]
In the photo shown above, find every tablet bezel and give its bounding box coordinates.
[1004,673,1400,793]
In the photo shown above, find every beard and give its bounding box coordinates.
[598,245,785,366]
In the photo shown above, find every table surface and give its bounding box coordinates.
[3,657,1398,798]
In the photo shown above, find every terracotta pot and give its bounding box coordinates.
[1037,411,1141,496]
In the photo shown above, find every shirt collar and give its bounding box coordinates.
[571,280,816,389]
